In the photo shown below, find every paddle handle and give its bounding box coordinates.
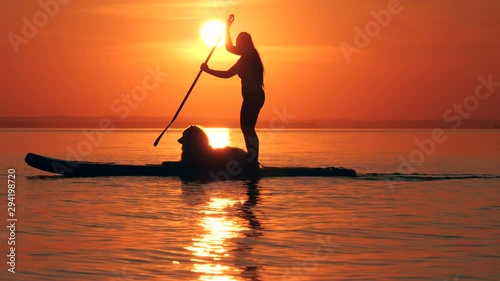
[154,29,225,146]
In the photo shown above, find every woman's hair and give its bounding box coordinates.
[236,32,264,87]
[236,32,255,51]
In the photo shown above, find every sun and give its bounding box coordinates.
[205,128,231,148]
[200,20,226,47]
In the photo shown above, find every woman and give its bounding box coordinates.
[200,15,265,169]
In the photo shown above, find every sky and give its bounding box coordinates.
[1,0,500,123]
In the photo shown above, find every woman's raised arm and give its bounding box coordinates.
[225,14,240,55]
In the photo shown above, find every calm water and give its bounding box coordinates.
[0,129,499,281]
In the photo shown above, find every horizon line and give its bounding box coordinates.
[0,116,499,122]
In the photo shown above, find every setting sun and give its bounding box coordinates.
[205,128,231,148]
[200,20,225,47]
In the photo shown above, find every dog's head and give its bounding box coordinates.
[178,125,212,163]
[178,125,210,147]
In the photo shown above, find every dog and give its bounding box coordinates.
[178,125,248,168]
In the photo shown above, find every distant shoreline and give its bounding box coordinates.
[0,117,499,129]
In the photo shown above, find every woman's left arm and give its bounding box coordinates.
[201,62,238,79]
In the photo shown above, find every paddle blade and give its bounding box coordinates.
[153,137,160,147]
[154,127,168,146]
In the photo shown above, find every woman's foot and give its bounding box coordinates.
[241,159,260,176]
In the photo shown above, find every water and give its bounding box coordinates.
[0,129,499,281]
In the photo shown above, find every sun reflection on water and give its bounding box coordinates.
[185,198,246,281]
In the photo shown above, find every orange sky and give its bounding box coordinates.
[1,0,499,122]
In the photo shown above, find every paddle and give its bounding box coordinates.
[154,19,231,146]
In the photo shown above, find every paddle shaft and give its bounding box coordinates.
[154,31,224,146]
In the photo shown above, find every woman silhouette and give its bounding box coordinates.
[201,15,265,169]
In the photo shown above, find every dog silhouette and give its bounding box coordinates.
[178,125,247,168]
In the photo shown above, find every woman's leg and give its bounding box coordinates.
[240,93,264,166]
[240,102,259,164]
